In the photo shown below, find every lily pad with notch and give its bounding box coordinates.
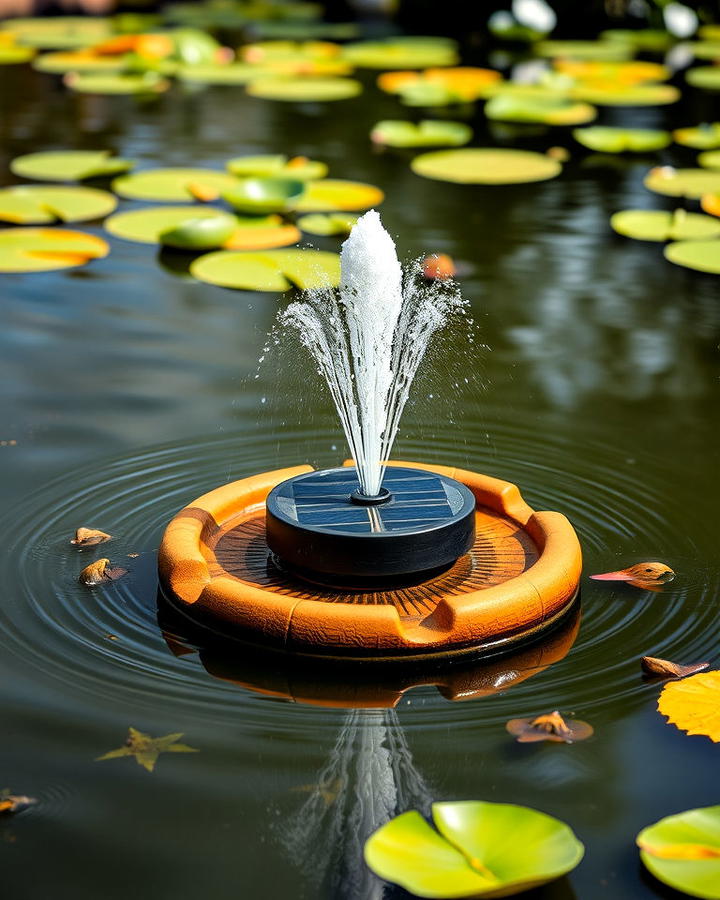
[293,179,384,212]
[0,228,109,273]
[574,126,671,152]
[0,185,117,224]
[112,168,240,202]
[11,150,135,182]
[485,93,596,125]
[645,166,720,198]
[246,76,362,101]
[226,155,327,180]
[611,209,720,241]
[190,248,340,291]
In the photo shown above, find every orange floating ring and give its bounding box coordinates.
[158,460,582,660]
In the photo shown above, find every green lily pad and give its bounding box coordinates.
[699,150,720,170]
[222,177,305,214]
[171,28,221,66]
[0,185,117,224]
[573,126,671,152]
[341,37,458,69]
[176,63,263,84]
[11,150,135,182]
[297,213,358,235]
[292,179,384,212]
[637,805,720,898]
[686,41,720,60]
[664,240,720,274]
[246,76,362,101]
[112,168,240,202]
[370,120,472,148]
[0,45,35,64]
[571,83,680,106]
[673,123,720,149]
[600,29,673,51]
[686,67,720,90]
[411,148,561,184]
[365,801,584,899]
[534,40,633,61]
[611,209,720,241]
[0,227,109,273]
[32,51,127,74]
[190,248,340,291]
[644,166,720,198]
[159,214,238,250]
[226,154,327,180]
[104,206,241,244]
[64,71,171,95]
[485,93,596,125]
[4,16,112,50]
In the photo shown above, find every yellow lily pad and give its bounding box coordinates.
[485,93,596,125]
[573,126,671,152]
[112,168,240,202]
[686,67,720,90]
[554,59,670,84]
[611,209,720,241]
[292,179,384,212]
[0,45,35,64]
[0,185,117,224]
[104,206,245,244]
[4,16,112,50]
[644,166,720,199]
[673,123,720,149]
[571,82,680,106]
[664,240,720,274]
[226,154,327,180]
[64,72,171,95]
[11,150,135,182]
[341,37,458,69]
[33,50,127,74]
[0,227,109,273]
[246,76,362,101]
[535,40,633,61]
[377,67,501,103]
[190,248,340,291]
[411,148,562,184]
[222,177,305,214]
[176,63,265,85]
[297,213,358,235]
[370,120,472,147]
[699,150,720,170]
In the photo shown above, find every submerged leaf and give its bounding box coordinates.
[78,558,126,585]
[641,656,710,679]
[71,527,112,546]
[658,671,720,742]
[96,727,198,773]
[590,562,675,588]
[506,710,593,743]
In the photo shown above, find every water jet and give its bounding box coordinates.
[159,211,582,658]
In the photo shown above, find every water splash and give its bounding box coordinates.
[280,210,466,497]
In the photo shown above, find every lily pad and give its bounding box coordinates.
[5,16,112,50]
[364,801,584,898]
[222,177,305,214]
[0,185,117,224]
[64,72,171,95]
[573,127,671,152]
[600,28,673,52]
[11,150,135,182]
[644,166,720,198]
[637,806,720,899]
[341,37,458,69]
[534,40,633,61]
[611,209,720,241]
[226,154,327,180]
[664,240,720,273]
[0,227,109,272]
[377,67,501,104]
[112,168,240,202]
[371,120,472,148]
[33,50,127,74]
[246,76,362,101]
[190,248,340,291]
[699,150,720,170]
[159,214,239,250]
[686,67,720,90]
[685,41,720,60]
[176,63,260,84]
[485,93,596,125]
[293,179,384,212]
[297,213,358,235]
[554,59,670,84]
[105,206,239,244]
[0,45,35,64]
[673,123,720,149]
[571,83,680,106]
[411,148,561,184]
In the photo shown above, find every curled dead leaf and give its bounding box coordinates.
[78,558,126,586]
[506,710,593,744]
[71,527,112,546]
[590,561,675,589]
[0,792,37,815]
[422,253,456,280]
[641,656,710,679]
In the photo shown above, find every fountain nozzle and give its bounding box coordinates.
[350,487,392,506]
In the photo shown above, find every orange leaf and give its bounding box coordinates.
[658,670,720,742]
[0,793,36,815]
[222,224,300,251]
[701,193,720,218]
[641,656,709,679]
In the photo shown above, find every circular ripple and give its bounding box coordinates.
[0,416,715,732]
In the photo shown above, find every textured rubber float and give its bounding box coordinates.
[158,461,582,659]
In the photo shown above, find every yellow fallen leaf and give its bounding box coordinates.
[96,727,198,773]
[658,670,720,742]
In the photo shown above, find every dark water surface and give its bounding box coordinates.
[1,53,719,900]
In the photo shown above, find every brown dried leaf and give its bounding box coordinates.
[590,561,675,589]
[0,792,37,815]
[506,710,593,743]
[641,656,710,679]
[78,558,126,586]
[71,527,112,546]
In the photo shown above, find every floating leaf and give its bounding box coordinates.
[674,123,720,149]
[240,40,343,65]
[33,50,127,74]
[659,671,720,742]
[485,93,596,125]
[97,727,198,773]
[0,791,37,815]
[665,239,720,274]
[112,168,239,202]
[64,72,171,95]
[610,209,720,241]
[160,214,239,250]
[190,248,340,291]
[638,806,720,898]
[685,41,720,61]
[222,176,305,214]
[293,179,384,212]
[296,213,358,235]
[534,40,633,61]
[645,166,720,198]
[422,253,456,279]
[5,16,112,50]
[371,119,472,148]
[686,67,720,90]
[506,711,593,743]
[0,45,35,64]
[78,558,126,586]
[411,148,561,184]
[246,76,362,101]
[600,28,673,52]
[71,527,112,546]
[554,59,670,84]
[590,562,675,588]
[641,656,710,679]
[223,223,300,250]
[226,154,327,180]
[365,801,584,898]
[377,67,501,103]
[699,150,720,170]
[574,127,671,152]
[176,62,263,84]
[10,150,135,182]
[701,194,720,216]
[342,37,458,69]
[0,228,109,273]
[0,185,116,225]
[570,83,680,106]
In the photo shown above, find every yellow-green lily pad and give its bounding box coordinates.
[293,179,384,212]
[411,148,561,184]
[226,154,327,180]
[637,805,720,898]
[370,119,472,147]
[673,123,720,149]
[5,16,112,50]
[246,76,362,101]
[664,239,720,274]
[644,166,720,198]
[160,215,238,250]
[190,248,340,291]
[176,63,263,84]
[297,213,358,235]
[222,177,305,214]
[11,150,135,182]
[64,72,171,95]
[600,29,673,51]
[0,45,35,64]
[0,227,109,273]
[573,126,671,152]
[32,50,127,74]
[112,168,240,202]
[105,206,240,244]
[699,150,720,170]
[571,83,680,106]
[686,67,720,90]
[685,41,720,60]
[611,209,720,241]
[534,40,633,61]
[365,801,584,899]
[485,93,596,125]
[341,37,458,69]
[0,185,117,224]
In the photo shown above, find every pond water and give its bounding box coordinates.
[1,47,719,900]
